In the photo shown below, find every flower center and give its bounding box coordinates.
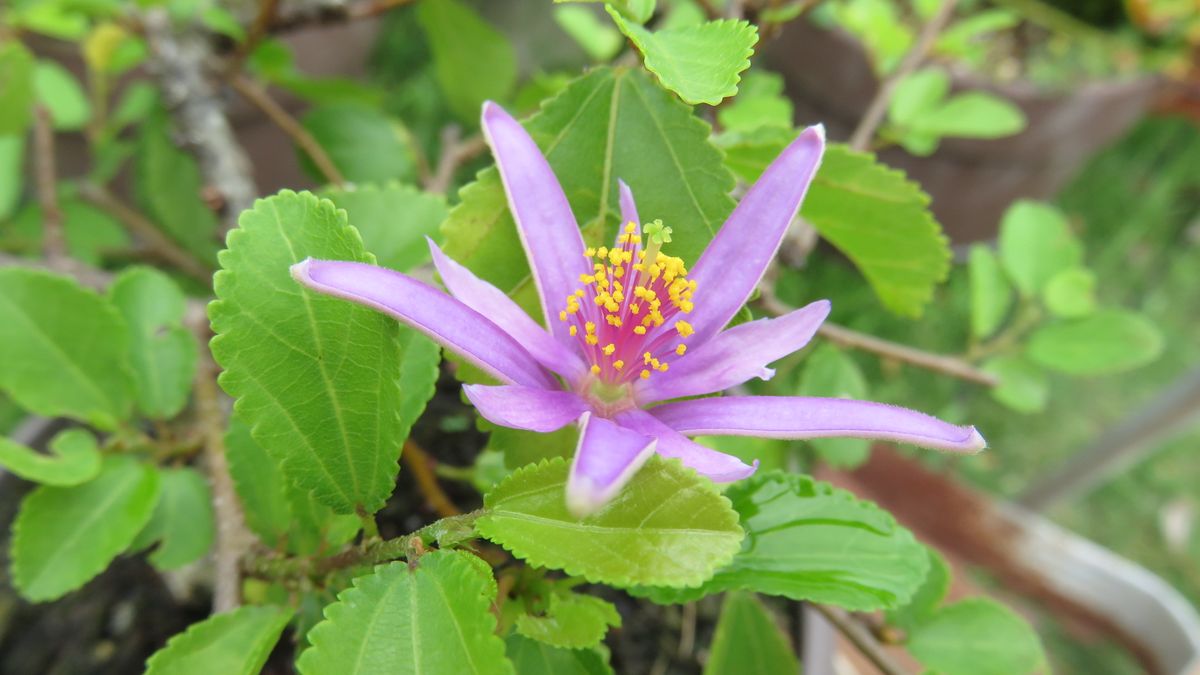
[558,219,696,385]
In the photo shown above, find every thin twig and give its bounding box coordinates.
[190,318,251,614]
[814,604,911,675]
[224,0,280,77]
[143,8,258,233]
[268,0,418,31]
[425,128,486,194]
[77,183,214,285]
[757,287,998,387]
[229,73,346,186]
[847,0,960,151]
[677,601,698,659]
[402,440,462,518]
[32,106,66,263]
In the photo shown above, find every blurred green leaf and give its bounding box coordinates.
[908,599,1044,675]
[608,9,758,105]
[968,245,1013,340]
[998,201,1082,297]
[885,547,951,631]
[0,134,25,220]
[716,70,793,132]
[1027,309,1163,376]
[0,428,101,486]
[889,68,949,129]
[145,605,293,675]
[515,592,621,649]
[33,60,90,130]
[505,635,612,675]
[417,0,517,123]
[0,42,35,134]
[320,183,447,272]
[7,198,132,265]
[1042,267,1097,318]
[982,355,1049,413]
[913,91,1025,139]
[798,344,871,468]
[301,104,418,184]
[704,592,798,675]
[130,467,214,570]
[555,6,623,62]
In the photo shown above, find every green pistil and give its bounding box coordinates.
[641,219,673,272]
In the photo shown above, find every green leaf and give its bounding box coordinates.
[637,472,928,610]
[982,355,1049,414]
[301,104,417,184]
[968,245,1013,340]
[130,467,214,570]
[907,598,1044,675]
[417,0,517,123]
[888,68,949,129]
[135,109,221,266]
[913,92,1026,139]
[885,547,951,631]
[0,268,134,429]
[396,328,441,440]
[798,344,871,468]
[693,435,789,473]
[998,201,1082,297]
[33,60,90,131]
[515,592,621,649]
[144,605,294,675]
[225,415,361,554]
[1026,309,1163,376]
[712,125,797,183]
[716,70,793,132]
[608,10,758,105]
[505,635,612,675]
[476,456,743,588]
[703,592,798,675]
[555,6,624,62]
[210,190,405,515]
[6,198,132,264]
[10,456,160,602]
[0,42,35,134]
[0,427,101,486]
[442,67,735,311]
[0,134,24,220]
[802,144,950,317]
[297,551,513,675]
[319,183,447,272]
[109,266,198,419]
[1042,267,1097,318]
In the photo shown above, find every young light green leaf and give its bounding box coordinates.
[802,144,951,317]
[417,0,517,123]
[443,67,735,309]
[476,457,743,589]
[505,635,613,675]
[515,592,622,649]
[885,547,951,631]
[704,592,798,675]
[0,42,35,134]
[982,355,1049,414]
[33,60,90,131]
[888,68,949,129]
[6,199,131,264]
[144,605,294,675]
[1042,267,1097,318]
[715,70,793,132]
[130,467,214,570]
[0,134,24,220]
[998,201,1082,296]
[297,551,512,675]
[109,266,198,419]
[11,456,160,602]
[913,92,1026,139]
[713,125,798,183]
[608,9,758,105]
[319,182,447,272]
[301,104,417,184]
[1026,309,1163,376]
[210,190,405,515]
[968,245,1013,339]
[636,472,928,610]
[555,6,624,62]
[135,109,220,265]
[0,427,101,486]
[798,344,871,468]
[907,598,1045,675]
[0,268,134,429]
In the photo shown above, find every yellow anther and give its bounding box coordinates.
[569,325,578,336]
[631,235,642,244]
[634,326,647,335]
[559,310,567,321]
[597,247,609,259]
[606,315,623,327]
[584,247,596,258]
[658,362,669,372]
[625,222,637,233]
[613,360,625,370]
[643,351,652,365]
[630,304,641,314]
[675,320,694,337]
[590,365,601,375]
[640,369,651,380]
[586,335,599,345]
[676,344,687,356]
[575,289,585,297]
[614,266,625,278]
[603,343,616,356]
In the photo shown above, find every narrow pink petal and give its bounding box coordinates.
[291,259,557,390]
[618,178,640,229]
[481,102,589,345]
[686,126,825,343]
[463,384,588,432]
[615,408,758,483]
[651,396,986,453]
[637,299,831,403]
[428,239,586,380]
[567,412,657,518]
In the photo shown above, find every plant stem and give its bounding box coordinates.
[402,440,463,517]
[814,604,911,675]
[32,106,66,263]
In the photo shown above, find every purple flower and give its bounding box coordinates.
[292,102,985,517]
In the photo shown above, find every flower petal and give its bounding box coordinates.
[650,396,987,453]
[567,412,657,518]
[291,259,557,390]
[463,384,588,432]
[686,126,825,343]
[481,102,589,345]
[615,408,757,482]
[637,299,830,403]
[429,239,586,380]
[618,178,640,229]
